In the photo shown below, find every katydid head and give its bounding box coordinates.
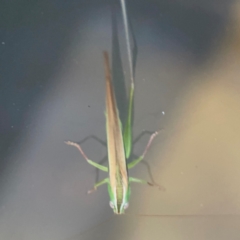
[108,183,131,214]
[109,200,129,214]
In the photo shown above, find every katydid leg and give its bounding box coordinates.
[64,141,108,172]
[120,0,134,160]
[123,85,134,159]
[87,178,109,194]
[129,177,154,186]
[127,131,158,169]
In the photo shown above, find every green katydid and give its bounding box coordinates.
[65,51,159,214]
[65,0,159,215]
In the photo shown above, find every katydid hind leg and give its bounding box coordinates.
[64,141,108,172]
[121,0,135,159]
[123,85,134,159]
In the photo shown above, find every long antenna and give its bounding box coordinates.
[120,0,134,87]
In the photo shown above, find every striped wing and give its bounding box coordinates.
[103,51,128,189]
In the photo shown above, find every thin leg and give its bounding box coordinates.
[79,135,106,147]
[129,177,154,186]
[65,141,108,172]
[127,156,143,169]
[127,131,158,169]
[87,178,109,194]
[129,177,163,190]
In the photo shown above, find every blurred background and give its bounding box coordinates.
[0,0,240,239]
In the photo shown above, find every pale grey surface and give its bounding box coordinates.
[1,1,240,240]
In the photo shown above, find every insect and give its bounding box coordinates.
[65,51,159,214]
[65,0,159,214]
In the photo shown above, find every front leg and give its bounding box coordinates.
[127,131,159,169]
[65,141,108,172]
[87,178,109,194]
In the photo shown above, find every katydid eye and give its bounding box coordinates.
[109,201,114,209]
[124,202,129,209]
